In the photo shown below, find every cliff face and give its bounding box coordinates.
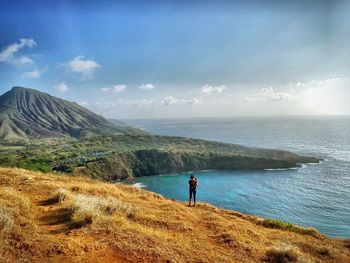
[1,167,349,263]
[79,148,319,180]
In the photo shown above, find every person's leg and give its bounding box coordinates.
[189,189,192,206]
[193,189,196,207]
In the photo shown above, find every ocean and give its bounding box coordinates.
[124,116,350,238]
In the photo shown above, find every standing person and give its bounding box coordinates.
[188,175,198,207]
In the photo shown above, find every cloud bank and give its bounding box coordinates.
[0,38,36,66]
[201,85,226,96]
[246,87,294,102]
[162,96,200,106]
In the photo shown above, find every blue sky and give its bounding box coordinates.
[0,0,349,118]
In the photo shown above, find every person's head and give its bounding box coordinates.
[190,175,194,180]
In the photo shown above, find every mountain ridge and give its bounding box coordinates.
[0,87,139,140]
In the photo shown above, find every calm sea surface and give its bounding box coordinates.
[124,116,350,238]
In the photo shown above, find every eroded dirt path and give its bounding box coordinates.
[30,191,134,262]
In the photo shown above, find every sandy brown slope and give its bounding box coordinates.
[0,167,349,263]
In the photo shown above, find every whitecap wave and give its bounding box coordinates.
[264,167,299,171]
[132,182,147,188]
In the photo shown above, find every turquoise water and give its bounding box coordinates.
[125,116,350,238]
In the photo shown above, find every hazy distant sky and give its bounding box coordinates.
[1,0,350,118]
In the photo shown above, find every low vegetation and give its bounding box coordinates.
[0,133,319,180]
[257,218,319,237]
[69,193,136,226]
[264,244,306,263]
[0,167,348,262]
[51,188,71,203]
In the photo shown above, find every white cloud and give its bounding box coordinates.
[162,96,200,106]
[246,87,294,102]
[242,77,349,115]
[113,84,126,93]
[293,77,347,114]
[21,67,47,79]
[55,82,69,93]
[139,83,155,90]
[201,85,226,96]
[161,96,178,106]
[15,56,34,65]
[101,87,112,92]
[101,84,126,93]
[68,56,100,80]
[0,38,36,66]
[295,77,344,88]
[261,87,294,101]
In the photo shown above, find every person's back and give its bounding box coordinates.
[188,175,198,206]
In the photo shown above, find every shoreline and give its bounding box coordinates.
[123,160,350,239]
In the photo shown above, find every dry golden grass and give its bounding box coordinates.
[264,244,308,263]
[66,192,136,227]
[52,187,71,203]
[0,206,14,232]
[0,187,35,232]
[0,185,39,262]
[0,167,349,263]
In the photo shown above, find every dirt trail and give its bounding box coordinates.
[28,191,134,262]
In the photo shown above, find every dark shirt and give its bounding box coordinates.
[189,179,198,190]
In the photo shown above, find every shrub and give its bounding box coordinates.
[217,232,237,245]
[317,246,332,257]
[265,245,305,263]
[258,219,318,237]
[0,207,14,232]
[69,194,135,226]
[52,188,71,203]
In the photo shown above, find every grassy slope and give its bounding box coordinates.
[1,167,349,263]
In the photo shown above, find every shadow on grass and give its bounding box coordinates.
[40,208,71,226]
[37,197,59,206]
[38,206,84,234]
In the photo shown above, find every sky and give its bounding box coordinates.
[0,0,350,119]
